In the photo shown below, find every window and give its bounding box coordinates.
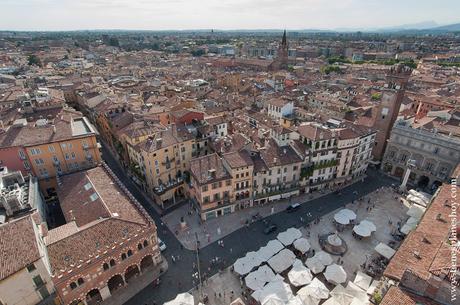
[19,150,26,159]
[109,259,116,267]
[226,180,231,186]
[202,185,208,192]
[138,243,143,250]
[203,196,210,204]
[48,145,55,153]
[34,158,44,166]
[71,152,76,159]
[24,161,30,170]
[70,282,77,290]
[30,148,41,155]
[84,183,92,191]
[236,174,239,179]
[26,264,36,272]
[103,263,109,270]
[33,275,45,287]
[90,193,99,201]
[127,250,133,257]
[65,153,70,160]
[121,253,127,260]
[61,143,67,149]
[77,278,84,285]
[143,240,148,247]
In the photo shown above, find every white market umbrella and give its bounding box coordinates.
[345,282,368,302]
[330,284,355,305]
[406,205,426,219]
[256,280,294,304]
[296,294,320,305]
[298,278,329,300]
[334,212,350,225]
[262,296,285,305]
[245,265,276,291]
[353,225,371,238]
[164,292,194,305]
[324,264,347,285]
[341,209,356,220]
[349,299,370,305]
[353,271,372,291]
[288,259,313,287]
[268,249,296,274]
[315,251,333,266]
[246,251,263,269]
[234,257,252,275]
[286,296,308,305]
[293,238,311,254]
[305,256,325,274]
[277,228,302,246]
[374,243,396,260]
[359,220,376,232]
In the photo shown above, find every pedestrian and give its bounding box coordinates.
[230,247,233,254]
[171,255,175,263]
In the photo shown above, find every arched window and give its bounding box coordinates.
[137,243,143,250]
[121,253,127,260]
[143,240,148,247]
[103,263,109,271]
[70,282,77,290]
[127,250,133,257]
[110,259,116,267]
[77,278,84,285]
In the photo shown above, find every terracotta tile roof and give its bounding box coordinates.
[0,214,41,280]
[57,166,147,227]
[0,112,95,148]
[384,183,455,281]
[297,124,335,141]
[381,286,442,305]
[223,150,253,169]
[46,218,147,274]
[260,139,302,167]
[190,153,231,185]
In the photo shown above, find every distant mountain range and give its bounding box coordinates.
[331,21,460,33]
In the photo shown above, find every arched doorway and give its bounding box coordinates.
[394,167,404,178]
[86,289,102,305]
[417,176,430,189]
[124,265,140,283]
[108,274,125,294]
[140,255,154,272]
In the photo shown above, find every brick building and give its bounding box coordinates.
[45,165,162,305]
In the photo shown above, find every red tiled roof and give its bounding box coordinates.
[0,214,41,280]
[381,286,442,305]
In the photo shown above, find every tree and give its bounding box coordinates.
[191,49,205,57]
[27,54,41,67]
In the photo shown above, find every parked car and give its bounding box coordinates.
[263,224,278,234]
[286,203,301,213]
[158,238,167,251]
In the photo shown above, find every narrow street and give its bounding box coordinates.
[101,146,396,304]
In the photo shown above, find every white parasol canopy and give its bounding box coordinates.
[324,264,347,284]
[257,240,284,262]
[305,256,325,274]
[293,238,311,254]
[374,242,396,260]
[359,220,376,232]
[329,284,355,305]
[353,271,372,291]
[288,259,313,287]
[353,225,371,237]
[233,256,252,275]
[341,209,357,220]
[253,279,293,304]
[315,251,333,266]
[286,296,309,305]
[334,212,350,225]
[277,228,302,246]
[268,248,296,273]
[298,278,330,300]
[406,204,426,219]
[400,216,419,235]
[164,293,194,305]
[246,251,263,269]
[345,282,369,302]
[245,265,276,291]
[349,299,370,305]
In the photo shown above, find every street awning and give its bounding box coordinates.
[374,242,396,259]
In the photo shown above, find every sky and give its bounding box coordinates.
[0,0,459,31]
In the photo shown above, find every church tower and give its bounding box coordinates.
[274,30,289,70]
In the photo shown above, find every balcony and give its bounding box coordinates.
[153,177,184,195]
